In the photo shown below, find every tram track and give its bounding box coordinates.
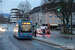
[7,31,63,50]
[5,31,19,50]
[8,33,43,50]
[7,31,43,50]
[7,35,19,50]
[8,35,30,50]
[8,34,63,50]
[21,40,63,50]
[19,40,43,50]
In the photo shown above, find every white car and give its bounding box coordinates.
[0,26,6,32]
[39,26,48,30]
[36,28,43,34]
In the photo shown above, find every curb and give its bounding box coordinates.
[61,35,74,40]
[32,38,75,50]
[51,34,75,40]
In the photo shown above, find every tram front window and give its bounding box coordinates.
[21,24,31,32]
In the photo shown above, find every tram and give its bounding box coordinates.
[13,20,33,39]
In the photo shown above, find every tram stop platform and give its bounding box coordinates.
[32,34,75,50]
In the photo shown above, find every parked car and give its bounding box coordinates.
[39,26,48,30]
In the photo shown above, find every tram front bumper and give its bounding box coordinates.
[18,35,32,39]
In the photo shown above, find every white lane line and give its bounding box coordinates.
[0,33,5,37]
[7,35,19,50]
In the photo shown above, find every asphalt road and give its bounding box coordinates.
[0,31,63,50]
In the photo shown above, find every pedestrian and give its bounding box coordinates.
[42,29,46,38]
[34,29,36,37]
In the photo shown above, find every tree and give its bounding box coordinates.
[18,0,31,19]
[58,0,73,33]
[42,0,74,34]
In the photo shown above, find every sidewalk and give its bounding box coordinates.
[51,33,75,40]
[32,34,75,50]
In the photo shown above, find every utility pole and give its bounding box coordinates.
[0,0,2,13]
[71,13,72,34]
[40,0,42,26]
[26,0,29,20]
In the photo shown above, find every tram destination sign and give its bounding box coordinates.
[22,22,31,25]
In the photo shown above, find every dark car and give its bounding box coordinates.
[45,29,50,34]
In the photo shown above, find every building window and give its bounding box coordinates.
[49,20,52,22]
[42,16,46,18]
[73,0,75,2]
[54,0,59,2]
[43,20,46,22]
[54,20,61,22]
[73,20,75,22]
[49,16,52,18]
[42,12,46,15]
[49,11,52,14]
[55,0,58,1]
[42,20,46,23]
[49,0,51,1]
[54,16,59,18]
[59,20,61,22]
[66,0,69,2]
[10,19,12,21]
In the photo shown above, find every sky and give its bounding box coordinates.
[0,0,41,13]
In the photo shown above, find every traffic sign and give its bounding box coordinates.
[67,25,69,27]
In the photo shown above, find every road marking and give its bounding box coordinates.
[0,33,5,37]
[7,35,19,50]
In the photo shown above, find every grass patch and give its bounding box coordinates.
[60,32,75,35]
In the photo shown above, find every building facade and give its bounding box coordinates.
[10,8,20,23]
[29,6,62,29]
[30,0,75,29]
[69,12,75,28]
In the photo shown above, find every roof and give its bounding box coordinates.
[11,8,20,11]
[30,2,75,14]
[30,6,40,14]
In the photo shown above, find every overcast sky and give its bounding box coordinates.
[1,0,41,13]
